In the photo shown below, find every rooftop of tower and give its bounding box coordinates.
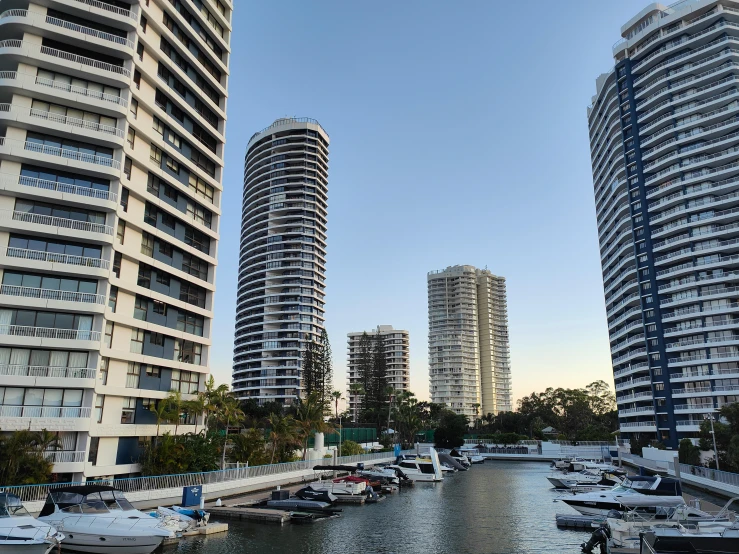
[248,117,329,144]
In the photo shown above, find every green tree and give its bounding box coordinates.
[228,429,270,466]
[331,390,342,419]
[370,332,387,410]
[349,383,364,423]
[433,410,469,449]
[0,430,57,485]
[678,438,701,466]
[295,392,334,460]
[302,341,319,397]
[318,329,333,406]
[267,413,297,464]
[356,332,373,412]
[148,398,175,441]
[211,390,245,469]
[340,440,364,455]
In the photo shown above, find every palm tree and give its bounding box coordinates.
[348,383,364,423]
[148,398,174,442]
[267,413,297,464]
[200,377,228,432]
[331,390,342,419]
[472,403,481,430]
[167,390,184,435]
[184,395,207,434]
[214,392,245,469]
[295,392,335,460]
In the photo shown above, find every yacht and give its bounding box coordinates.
[558,475,682,516]
[640,525,739,553]
[388,448,443,482]
[457,448,485,464]
[37,485,177,554]
[606,496,736,554]
[0,494,63,554]
[548,469,624,490]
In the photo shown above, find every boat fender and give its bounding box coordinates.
[580,525,610,554]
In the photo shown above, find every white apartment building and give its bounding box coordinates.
[346,325,410,416]
[428,265,512,418]
[232,118,329,404]
[0,0,231,480]
[589,0,739,448]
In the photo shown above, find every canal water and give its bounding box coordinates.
[167,461,598,554]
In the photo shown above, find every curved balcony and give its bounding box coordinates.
[616,376,652,391]
[2,210,113,236]
[0,365,95,379]
[619,406,656,416]
[617,391,654,403]
[674,403,715,412]
[0,71,128,109]
[0,325,100,341]
[0,104,122,137]
[0,10,134,50]
[613,362,650,378]
[612,346,647,365]
[0,39,130,78]
[619,421,657,431]
[0,284,105,305]
[0,137,120,170]
[0,173,117,203]
[0,247,109,270]
[64,0,138,20]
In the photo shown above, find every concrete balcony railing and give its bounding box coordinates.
[674,403,715,410]
[613,362,649,378]
[616,376,652,390]
[0,173,118,202]
[617,391,654,403]
[1,247,109,270]
[69,0,137,19]
[0,325,100,341]
[43,450,85,463]
[0,406,90,418]
[0,10,134,49]
[0,104,123,138]
[0,39,130,78]
[620,421,657,429]
[619,406,655,416]
[0,137,120,170]
[0,284,106,305]
[0,365,95,379]
[0,71,128,107]
[672,386,712,395]
[3,210,113,236]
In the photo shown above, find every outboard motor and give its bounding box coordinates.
[581,525,610,554]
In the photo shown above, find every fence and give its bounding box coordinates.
[0,450,409,504]
[623,453,739,492]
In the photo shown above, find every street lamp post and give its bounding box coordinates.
[339,414,342,458]
[708,412,720,471]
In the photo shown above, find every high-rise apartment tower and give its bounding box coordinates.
[589,0,739,448]
[346,325,410,416]
[232,118,329,404]
[0,0,231,478]
[427,265,512,418]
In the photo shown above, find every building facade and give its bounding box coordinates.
[427,265,512,418]
[0,0,231,479]
[232,118,329,405]
[346,325,410,416]
[589,0,739,448]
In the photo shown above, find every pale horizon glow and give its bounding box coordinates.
[209,0,651,409]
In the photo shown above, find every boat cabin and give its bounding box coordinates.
[621,476,682,496]
[0,493,31,518]
[39,485,135,517]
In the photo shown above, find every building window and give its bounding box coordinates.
[141,232,154,257]
[150,332,164,346]
[134,296,148,320]
[133,70,141,89]
[121,187,129,212]
[146,365,160,377]
[121,397,136,424]
[130,329,144,354]
[153,300,167,315]
[167,130,181,149]
[137,41,144,61]
[88,436,100,465]
[150,145,162,165]
[130,98,138,119]
[104,321,114,348]
[99,357,109,385]
[124,157,132,180]
[152,117,164,136]
[140,14,147,32]
[126,362,140,388]
[117,220,126,244]
[171,369,199,394]
[155,272,170,287]
[94,395,104,423]
[138,264,152,288]
[166,157,179,174]
[174,340,202,365]
[109,286,118,312]
[113,252,122,279]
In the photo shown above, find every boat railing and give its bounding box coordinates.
[54,514,162,532]
[0,525,53,541]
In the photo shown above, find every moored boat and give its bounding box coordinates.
[0,494,63,554]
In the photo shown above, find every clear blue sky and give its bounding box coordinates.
[210,0,651,405]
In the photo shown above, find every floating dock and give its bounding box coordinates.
[555,513,602,529]
[208,506,291,525]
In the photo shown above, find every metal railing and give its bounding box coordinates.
[0,247,109,269]
[5,210,113,235]
[0,365,95,379]
[0,39,130,77]
[0,450,407,503]
[45,14,133,48]
[43,450,85,463]
[33,74,127,107]
[72,0,137,18]
[0,325,100,341]
[22,106,123,137]
[4,173,118,202]
[0,406,90,419]
[0,284,106,305]
[19,139,119,170]
[624,453,739,490]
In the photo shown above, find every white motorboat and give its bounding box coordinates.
[558,475,683,516]
[0,494,63,554]
[457,448,485,464]
[37,485,177,554]
[548,469,624,490]
[607,496,737,553]
[309,476,367,496]
[388,448,443,482]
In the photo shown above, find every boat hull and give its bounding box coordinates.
[0,542,56,554]
[57,533,163,554]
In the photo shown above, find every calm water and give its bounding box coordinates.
[165,461,595,554]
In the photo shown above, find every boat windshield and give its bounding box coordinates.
[610,485,638,494]
[0,494,30,518]
[99,491,134,511]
